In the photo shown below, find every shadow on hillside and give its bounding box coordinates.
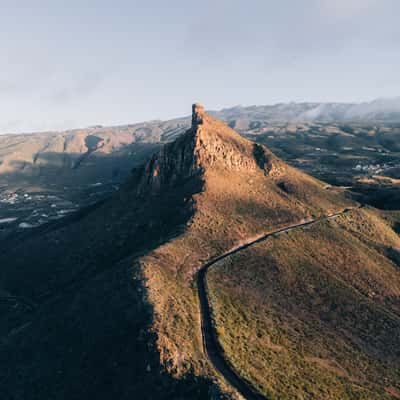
[0,254,219,400]
[386,246,400,268]
[353,185,400,210]
[0,164,217,399]
[0,143,161,189]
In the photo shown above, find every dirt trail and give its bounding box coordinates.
[196,207,358,400]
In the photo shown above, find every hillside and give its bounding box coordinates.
[0,118,188,189]
[0,119,188,239]
[0,105,399,399]
[207,207,400,399]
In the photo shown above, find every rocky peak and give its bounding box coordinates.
[192,103,205,127]
[191,104,275,175]
[132,103,275,196]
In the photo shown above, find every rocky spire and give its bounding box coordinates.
[132,103,276,196]
[192,103,205,127]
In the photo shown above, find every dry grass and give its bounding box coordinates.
[207,209,400,399]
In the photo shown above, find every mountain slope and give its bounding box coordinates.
[1,104,398,399]
[122,104,355,389]
[0,119,188,190]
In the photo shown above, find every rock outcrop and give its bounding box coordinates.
[191,103,205,127]
[133,103,275,195]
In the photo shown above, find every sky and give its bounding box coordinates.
[1,0,399,133]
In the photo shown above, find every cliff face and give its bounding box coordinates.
[133,122,202,195]
[134,103,275,195]
[192,102,274,174]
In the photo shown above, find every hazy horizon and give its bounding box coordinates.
[2,96,400,136]
[2,0,400,133]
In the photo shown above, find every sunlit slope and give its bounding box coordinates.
[207,207,400,399]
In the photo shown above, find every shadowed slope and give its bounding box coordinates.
[0,111,207,399]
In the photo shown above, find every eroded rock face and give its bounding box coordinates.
[191,104,274,174]
[133,103,275,195]
[136,131,202,195]
[192,103,205,126]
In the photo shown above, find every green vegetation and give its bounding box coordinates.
[207,209,400,399]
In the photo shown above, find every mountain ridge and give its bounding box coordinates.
[0,104,399,399]
[213,97,400,123]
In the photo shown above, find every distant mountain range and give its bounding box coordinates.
[2,97,400,189]
[213,97,400,124]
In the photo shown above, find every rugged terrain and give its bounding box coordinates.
[1,100,400,240]
[0,105,399,399]
[0,119,188,238]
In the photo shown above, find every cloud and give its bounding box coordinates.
[47,72,104,106]
[317,0,380,19]
[0,81,19,94]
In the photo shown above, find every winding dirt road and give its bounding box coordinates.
[196,207,358,400]
[1,205,359,399]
